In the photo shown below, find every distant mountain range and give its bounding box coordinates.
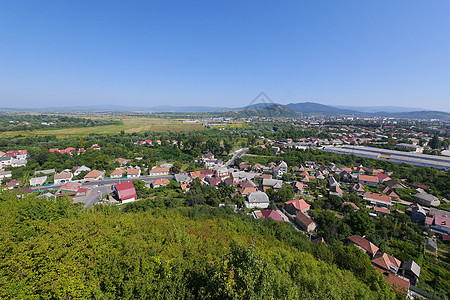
[1,103,449,120]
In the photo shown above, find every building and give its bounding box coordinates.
[0,171,12,182]
[358,175,379,186]
[113,181,137,203]
[414,190,440,207]
[396,143,423,153]
[347,235,379,257]
[253,209,283,221]
[151,178,170,188]
[329,185,343,198]
[29,176,47,187]
[174,173,192,184]
[285,199,310,214]
[54,172,73,185]
[110,168,126,179]
[84,170,104,182]
[399,261,421,286]
[73,166,91,176]
[59,181,82,195]
[245,192,270,209]
[363,192,393,207]
[372,252,401,274]
[262,178,283,191]
[127,168,141,178]
[149,167,170,176]
[410,204,426,225]
[294,212,316,233]
[34,169,55,176]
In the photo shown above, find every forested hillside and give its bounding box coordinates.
[0,191,401,299]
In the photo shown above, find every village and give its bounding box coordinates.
[0,132,449,298]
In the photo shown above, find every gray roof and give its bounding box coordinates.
[247,192,269,203]
[328,176,340,187]
[401,261,421,278]
[278,161,288,169]
[34,169,55,175]
[262,178,283,188]
[174,173,191,183]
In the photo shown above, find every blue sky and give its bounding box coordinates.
[1,1,449,110]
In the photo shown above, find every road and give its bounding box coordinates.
[30,175,174,207]
[225,148,249,166]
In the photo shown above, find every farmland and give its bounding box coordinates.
[0,115,205,137]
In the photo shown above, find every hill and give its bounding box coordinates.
[0,192,398,299]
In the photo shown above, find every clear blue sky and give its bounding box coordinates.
[1,1,449,110]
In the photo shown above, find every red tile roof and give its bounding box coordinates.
[363,192,392,204]
[285,199,310,212]
[385,273,409,294]
[343,202,360,210]
[127,168,140,175]
[260,210,283,221]
[111,169,126,176]
[295,211,314,227]
[374,206,391,215]
[358,175,379,183]
[115,181,137,201]
[153,178,170,186]
[149,167,170,174]
[348,235,379,256]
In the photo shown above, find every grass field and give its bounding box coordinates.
[0,116,205,137]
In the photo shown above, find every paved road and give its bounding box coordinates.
[225,148,249,166]
[31,175,174,207]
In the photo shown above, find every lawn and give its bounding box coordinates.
[0,116,205,137]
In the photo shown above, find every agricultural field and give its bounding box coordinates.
[0,115,205,137]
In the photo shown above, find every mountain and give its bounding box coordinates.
[334,105,426,113]
[285,102,357,115]
[225,104,298,117]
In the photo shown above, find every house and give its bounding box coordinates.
[180,183,191,192]
[0,156,12,168]
[206,176,222,187]
[414,190,440,207]
[115,158,130,166]
[410,204,426,225]
[149,167,170,176]
[245,191,270,209]
[90,144,101,150]
[384,179,407,189]
[151,178,170,188]
[285,199,310,214]
[431,214,450,235]
[174,173,192,184]
[329,185,343,198]
[382,187,399,200]
[0,171,12,182]
[59,181,82,195]
[384,273,410,294]
[343,202,360,211]
[425,239,437,252]
[412,182,430,190]
[74,165,91,176]
[294,212,316,233]
[113,181,137,203]
[34,169,55,176]
[399,261,421,286]
[29,176,47,187]
[363,192,393,207]
[253,209,283,221]
[352,183,365,195]
[376,173,390,183]
[241,187,257,196]
[358,175,379,186]
[347,235,379,257]
[6,179,21,189]
[372,252,401,274]
[84,170,104,182]
[293,181,304,193]
[110,168,126,179]
[189,171,205,180]
[327,176,340,188]
[54,172,73,185]
[127,168,141,178]
[262,178,283,191]
[372,205,390,215]
[11,158,27,167]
